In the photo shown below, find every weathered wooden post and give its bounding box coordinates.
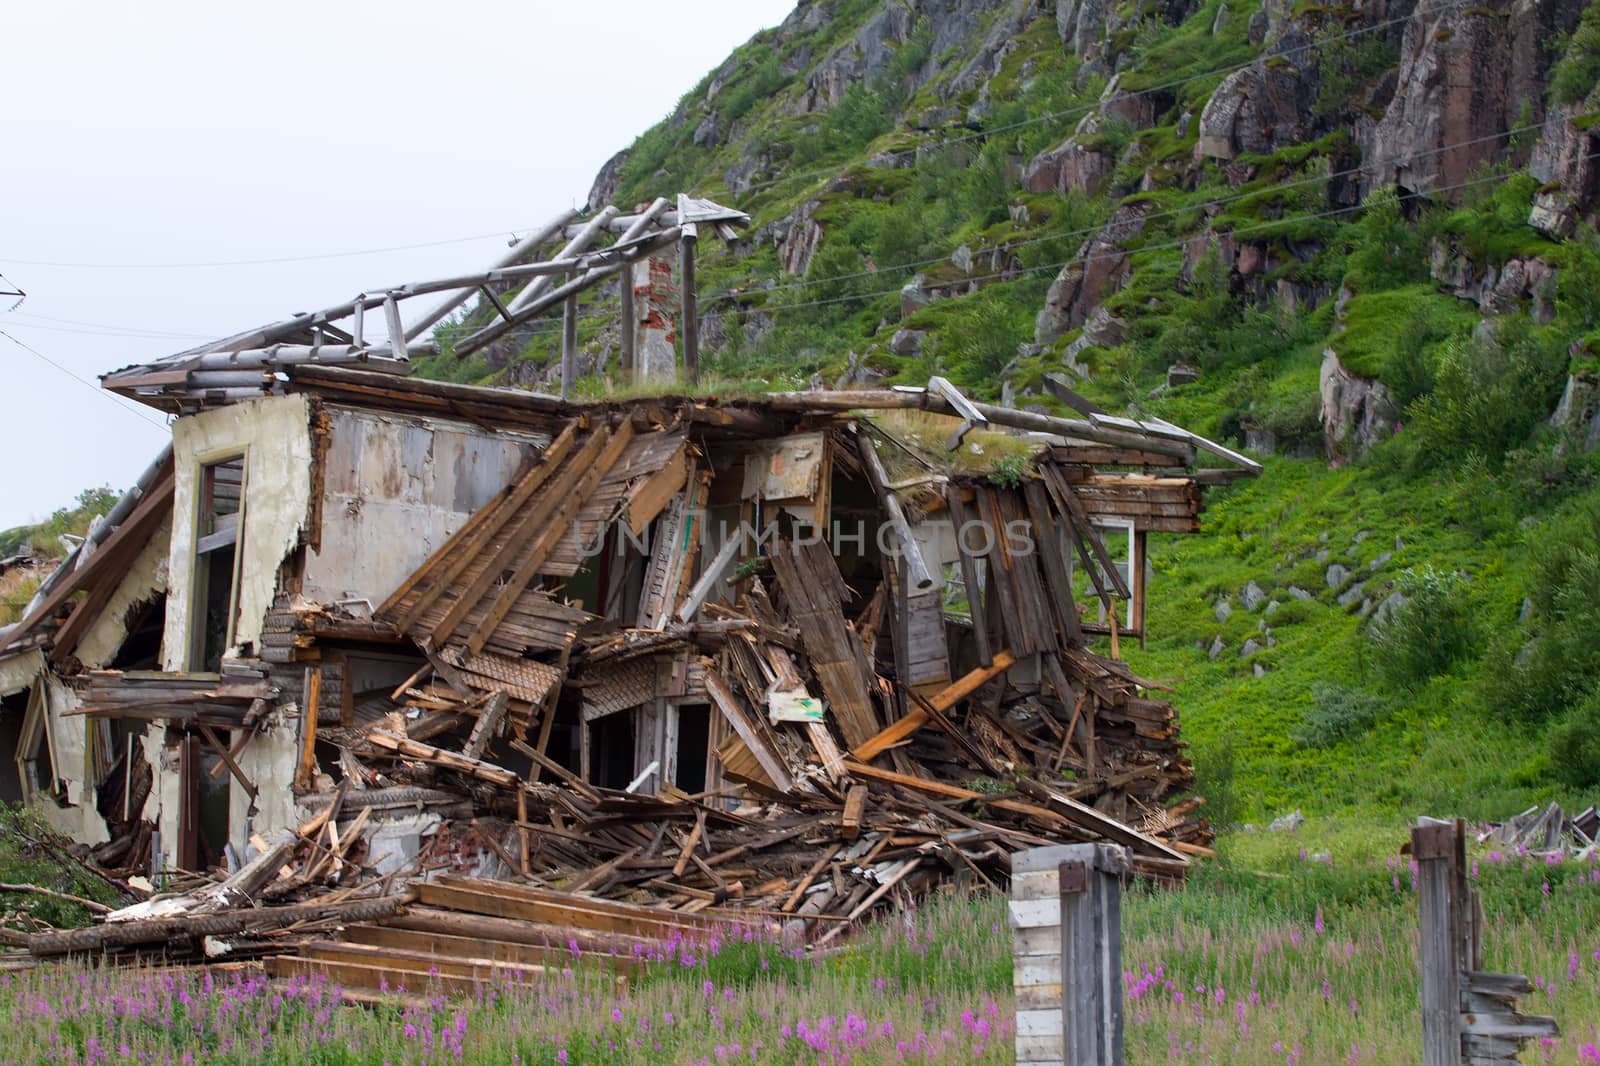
[1413,816,1558,1065]
[1010,843,1130,1066]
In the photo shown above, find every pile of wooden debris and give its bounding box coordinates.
[3,370,1258,989]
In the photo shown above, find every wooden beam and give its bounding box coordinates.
[841,785,867,841]
[703,670,794,794]
[392,422,579,631]
[464,421,636,655]
[198,724,256,801]
[850,651,1016,762]
[295,668,322,793]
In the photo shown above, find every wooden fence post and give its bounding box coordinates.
[1010,843,1131,1066]
[1413,816,1558,1065]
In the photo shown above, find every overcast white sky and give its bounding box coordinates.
[0,0,795,530]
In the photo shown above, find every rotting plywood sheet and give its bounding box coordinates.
[740,432,831,528]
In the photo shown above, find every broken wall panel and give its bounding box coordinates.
[304,407,550,609]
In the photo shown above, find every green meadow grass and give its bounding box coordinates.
[3,819,1596,1065]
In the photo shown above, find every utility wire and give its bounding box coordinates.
[702,121,1549,305]
[727,0,1464,201]
[0,3,1456,274]
[0,228,533,271]
[719,160,1592,319]
[0,329,169,430]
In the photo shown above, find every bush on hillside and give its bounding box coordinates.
[1343,189,1430,292]
[1481,498,1600,720]
[1369,566,1481,690]
[1550,4,1600,106]
[1547,689,1600,788]
[1404,317,1568,471]
[1292,682,1386,748]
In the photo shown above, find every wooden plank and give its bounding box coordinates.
[461,691,508,761]
[704,670,794,794]
[1023,480,1085,647]
[1416,817,1462,1066]
[388,422,578,627]
[428,425,612,645]
[841,785,867,841]
[295,668,322,792]
[342,924,641,976]
[841,759,1065,825]
[464,421,637,655]
[367,729,519,787]
[850,651,1016,761]
[197,724,256,801]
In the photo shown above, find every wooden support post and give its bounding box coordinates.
[619,258,636,383]
[1413,816,1558,1065]
[1009,843,1130,1066]
[561,286,578,401]
[296,667,322,793]
[1132,531,1148,649]
[679,230,698,385]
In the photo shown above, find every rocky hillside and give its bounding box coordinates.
[420,0,1600,821]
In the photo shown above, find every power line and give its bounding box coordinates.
[3,317,219,342]
[0,227,535,271]
[725,0,1461,203]
[721,160,1586,319]
[0,3,1449,277]
[0,329,169,430]
[702,120,1547,306]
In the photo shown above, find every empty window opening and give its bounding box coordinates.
[0,689,28,805]
[110,592,166,671]
[190,456,245,672]
[672,704,710,795]
[13,683,63,806]
[178,733,231,871]
[587,713,635,791]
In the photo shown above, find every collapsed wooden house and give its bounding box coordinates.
[0,194,1259,982]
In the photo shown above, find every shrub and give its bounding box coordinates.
[1369,566,1480,690]
[1404,317,1569,470]
[1343,189,1431,291]
[1547,689,1600,788]
[1550,4,1600,106]
[1480,498,1600,720]
[1292,682,1386,748]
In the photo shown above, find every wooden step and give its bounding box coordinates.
[300,938,552,982]
[265,954,486,999]
[418,878,716,940]
[344,923,642,976]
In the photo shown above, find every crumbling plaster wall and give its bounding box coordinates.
[3,520,171,848]
[0,647,43,699]
[302,406,544,609]
[229,705,301,846]
[39,675,108,845]
[76,515,171,670]
[162,395,314,670]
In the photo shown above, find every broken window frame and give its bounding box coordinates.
[187,450,248,673]
[16,681,61,805]
[1087,517,1136,632]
